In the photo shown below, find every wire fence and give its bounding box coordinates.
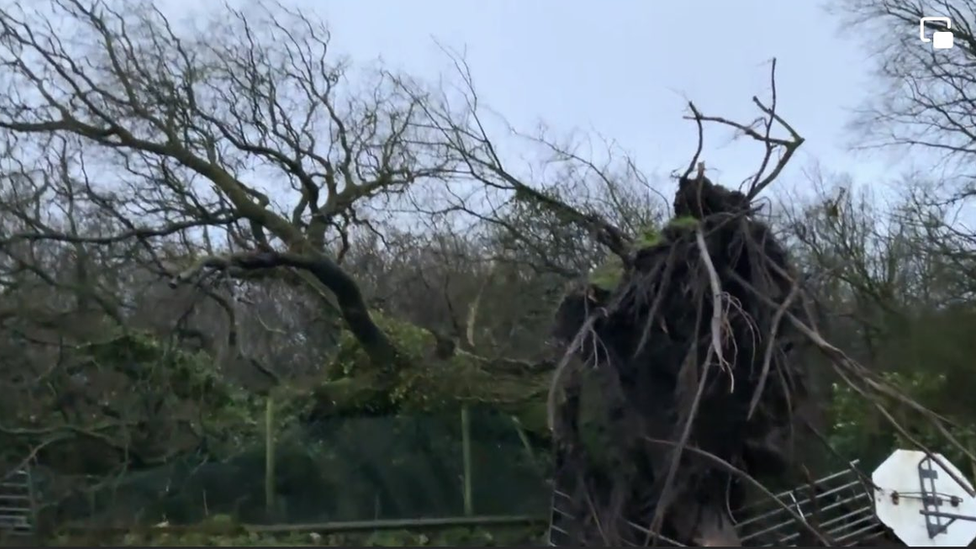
[23,409,550,536]
[9,407,892,546]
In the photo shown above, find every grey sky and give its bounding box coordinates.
[158,0,909,199]
[318,1,889,189]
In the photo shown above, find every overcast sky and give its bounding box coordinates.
[317,1,894,192]
[154,0,923,201]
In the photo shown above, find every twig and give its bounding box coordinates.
[547,308,608,431]
[747,278,801,419]
[682,102,706,181]
[680,59,804,202]
[2,434,69,482]
[582,484,611,545]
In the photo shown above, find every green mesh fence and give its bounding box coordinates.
[36,409,549,530]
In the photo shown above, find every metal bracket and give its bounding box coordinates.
[918,455,976,539]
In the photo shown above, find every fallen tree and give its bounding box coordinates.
[292,312,552,433]
[0,0,562,455]
[537,63,976,546]
[549,171,814,546]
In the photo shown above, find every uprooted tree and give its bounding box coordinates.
[2,0,975,545]
[541,64,976,545]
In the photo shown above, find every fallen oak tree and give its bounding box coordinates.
[0,0,565,449]
[169,252,554,433]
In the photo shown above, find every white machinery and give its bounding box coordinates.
[872,449,976,547]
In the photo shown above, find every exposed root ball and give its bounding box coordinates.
[549,175,814,546]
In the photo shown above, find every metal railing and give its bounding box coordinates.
[0,467,36,542]
[548,460,887,546]
[732,461,886,546]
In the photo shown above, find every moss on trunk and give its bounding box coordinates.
[300,312,552,435]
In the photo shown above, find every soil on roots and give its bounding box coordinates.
[549,175,818,546]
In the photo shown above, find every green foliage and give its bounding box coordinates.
[56,410,549,527]
[31,331,269,469]
[827,306,976,476]
[828,371,976,471]
[636,224,662,248]
[666,215,699,230]
[327,311,437,377]
[81,332,254,415]
[82,331,169,366]
[311,312,550,431]
[587,255,624,291]
[586,223,661,292]
[584,217,695,293]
